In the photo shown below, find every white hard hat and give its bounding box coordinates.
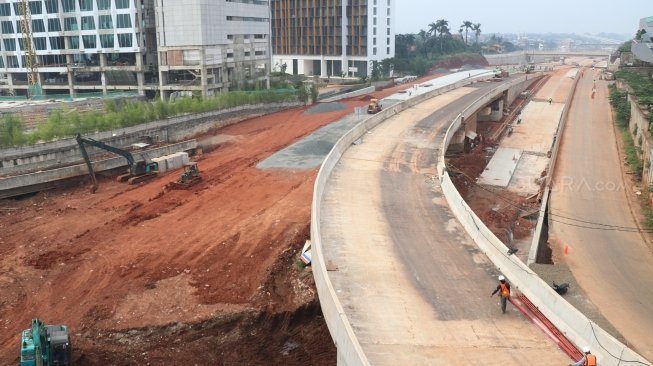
[582,346,591,353]
[498,275,505,281]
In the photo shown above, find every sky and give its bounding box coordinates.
[395,0,649,37]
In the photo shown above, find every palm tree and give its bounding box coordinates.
[434,19,449,53]
[461,20,473,44]
[472,23,482,45]
[427,22,438,38]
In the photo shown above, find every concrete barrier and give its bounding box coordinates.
[0,140,197,198]
[311,72,495,365]
[437,78,651,366]
[527,68,583,265]
[321,86,376,103]
[0,102,300,175]
[310,69,649,364]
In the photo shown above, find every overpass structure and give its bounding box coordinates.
[310,72,652,365]
[484,50,610,66]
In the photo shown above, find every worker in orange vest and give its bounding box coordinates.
[490,275,511,313]
[569,346,597,366]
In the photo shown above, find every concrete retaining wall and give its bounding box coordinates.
[0,140,197,198]
[311,72,495,366]
[0,102,300,176]
[437,79,651,366]
[528,68,583,265]
[321,86,375,103]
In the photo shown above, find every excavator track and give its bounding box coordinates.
[127,173,158,185]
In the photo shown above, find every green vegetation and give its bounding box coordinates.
[617,41,632,53]
[0,114,26,147]
[608,84,631,128]
[609,84,642,177]
[621,128,643,176]
[614,70,653,106]
[0,90,297,148]
[391,19,518,76]
[644,206,653,232]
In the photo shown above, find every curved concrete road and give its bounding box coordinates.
[319,81,569,364]
[550,70,653,361]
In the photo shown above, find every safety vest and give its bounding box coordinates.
[585,354,596,366]
[500,283,510,297]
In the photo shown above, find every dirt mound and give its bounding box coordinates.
[0,102,364,364]
[432,54,489,71]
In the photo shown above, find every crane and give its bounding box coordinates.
[18,0,42,98]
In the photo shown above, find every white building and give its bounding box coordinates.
[0,0,156,98]
[632,16,653,64]
[270,0,395,78]
[155,0,271,99]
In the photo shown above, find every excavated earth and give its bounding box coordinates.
[0,80,427,365]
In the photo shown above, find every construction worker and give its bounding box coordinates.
[491,275,511,313]
[569,346,596,366]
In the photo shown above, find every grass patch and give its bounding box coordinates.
[614,70,653,106]
[621,129,643,176]
[644,206,653,232]
[0,89,298,148]
[609,84,643,177]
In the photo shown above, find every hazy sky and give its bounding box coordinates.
[396,0,648,36]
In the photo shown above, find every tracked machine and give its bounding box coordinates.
[20,319,71,366]
[76,134,159,192]
[166,162,202,190]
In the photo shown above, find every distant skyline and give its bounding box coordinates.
[396,0,647,37]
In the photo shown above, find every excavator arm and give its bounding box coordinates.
[76,134,138,192]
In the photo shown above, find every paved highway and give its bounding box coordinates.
[319,80,569,364]
[550,69,653,361]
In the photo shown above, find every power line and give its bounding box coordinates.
[446,162,653,234]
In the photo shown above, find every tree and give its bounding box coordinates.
[427,22,438,38]
[636,29,647,41]
[395,34,416,58]
[0,114,25,147]
[472,23,482,44]
[370,61,381,81]
[296,81,308,104]
[434,19,450,53]
[310,82,319,103]
[461,20,473,44]
[380,58,394,77]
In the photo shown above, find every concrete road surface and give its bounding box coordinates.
[319,80,569,365]
[550,70,653,361]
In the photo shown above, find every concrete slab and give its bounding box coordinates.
[256,113,364,170]
[478,147,523,188]
[382,69,493,102]
[501,101,564,155]
[533,69,575,103]
[507,153,549,196]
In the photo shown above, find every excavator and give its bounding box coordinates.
[20,319,72,366]
[76,134,159,192]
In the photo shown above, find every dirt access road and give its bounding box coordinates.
[0,79,432,365]
[550,70,653,361]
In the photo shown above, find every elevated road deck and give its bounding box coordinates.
[318,81,569,364]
